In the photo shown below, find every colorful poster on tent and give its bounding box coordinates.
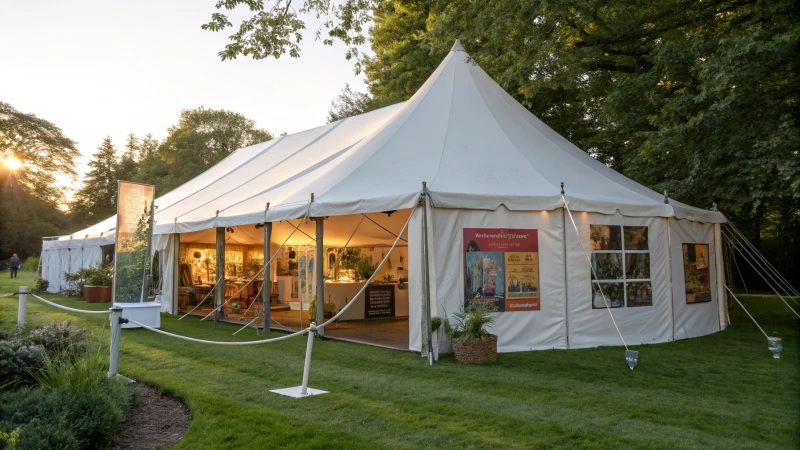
[463,228,540,312]
[683,243,711,303]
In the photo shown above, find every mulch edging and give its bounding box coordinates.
[115,385,192,450]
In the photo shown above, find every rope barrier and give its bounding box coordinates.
[0,292,19,298]
[723,285,770,340]
[127,319,309,345]
[562,196,629,350]
[29,293,110,315]
[317,206,416,330]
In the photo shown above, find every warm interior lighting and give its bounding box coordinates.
[4,156,22,170]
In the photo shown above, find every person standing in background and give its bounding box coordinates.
[9,254,20,278]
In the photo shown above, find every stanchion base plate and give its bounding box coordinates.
[270,386,328,398]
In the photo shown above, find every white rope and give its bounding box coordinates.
[29,293,110,315]
[237,275,266,321]
[317,206,416,330]
[0,292,18,299]
[128,319,309,345]
[721,229,800,317]
[723,285,770,340]
[725,222,800,298]
[562,196,629,350]
[232,312,263,336]
[363,214,408,242]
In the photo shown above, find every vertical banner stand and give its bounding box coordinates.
[270,324,328,397]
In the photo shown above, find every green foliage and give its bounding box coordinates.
[153,106,272,195]
[69,137,125,230]
[327,83,373,123]
[0,102,80,205]
[63,265,113,297]
[202,0,373,70]
[353,255,376,281]
[308,296,337,320]
[430,316,442,332]
[21,257,38,273]
[443,303,495,343]
[32,276,48,294]
[0,322,86,388]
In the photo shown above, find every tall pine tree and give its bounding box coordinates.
[70,137,123,228]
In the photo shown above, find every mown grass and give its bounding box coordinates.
[1,271,798,449]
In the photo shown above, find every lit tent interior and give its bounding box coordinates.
[42,40,728,352]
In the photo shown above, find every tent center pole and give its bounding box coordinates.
[315,217,325,338]
[421,182,433,365]
[215,227,226,328]
[560,183,570,349]
[262,222,272,331]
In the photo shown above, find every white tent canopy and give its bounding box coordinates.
[58,39,722,244]
[43,41,727,352]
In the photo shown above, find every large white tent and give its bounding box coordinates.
[43,41,728,352]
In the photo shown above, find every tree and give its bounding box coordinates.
[155,107,273,193]
[118,133,140,182]
[202,0,375,71]
[327,83,373,122]
[70,137,123,229]
[0,101,80,204]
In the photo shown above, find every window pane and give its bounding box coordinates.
[624,226,648,250]
[592,253,623,280]
[683,243,712,303]
[625,253,650,279]
[626,282,653,307]
[592,282,624,308]
[590,225,622,250]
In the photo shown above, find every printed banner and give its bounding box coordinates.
[463,228,540,312]
[114,181,155,303]
[365,285,395,318]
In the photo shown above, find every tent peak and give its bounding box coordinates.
[450,39,466,53]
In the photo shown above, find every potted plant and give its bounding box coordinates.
[430,316,442,361]
[444,303,497,364]
[82,265,113,303]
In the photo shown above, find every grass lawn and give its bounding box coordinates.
[1,271,798,449]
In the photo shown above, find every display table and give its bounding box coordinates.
[325,281,409,321]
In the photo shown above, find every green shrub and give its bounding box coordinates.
[32,276,48,293]
[22,257,39,273]
[0,379,134,450]
[62,265,113,297]
[0,323,87,387]
[0,339,44,387]
[443,303,496,343]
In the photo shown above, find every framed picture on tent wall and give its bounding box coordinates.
[463,228,540,312]
[683,243,711,303]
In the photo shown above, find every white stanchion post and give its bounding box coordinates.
[270,324,328,398]
[300,324,315,395]
[18,286,28,326]
[108,306,123,377]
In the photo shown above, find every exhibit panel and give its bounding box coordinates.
[427,206,567,353]
[669,218,722,340]
[566,211,672,349]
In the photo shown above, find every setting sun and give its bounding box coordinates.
[5,156,22,170]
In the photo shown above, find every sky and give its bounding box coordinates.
[0,0,367,197]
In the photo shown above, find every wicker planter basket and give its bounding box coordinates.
[451,334,497,364]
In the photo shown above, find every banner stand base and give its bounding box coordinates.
[270,386,327,398]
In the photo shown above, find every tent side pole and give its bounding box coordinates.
[422,184,433,365]
[561,204,570,349]
[714,223,729,329]
[315,218,325,337]
[263,222,272,331]
[666,218,675,341]
[215,227,225,328]
[172,233,181,315]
